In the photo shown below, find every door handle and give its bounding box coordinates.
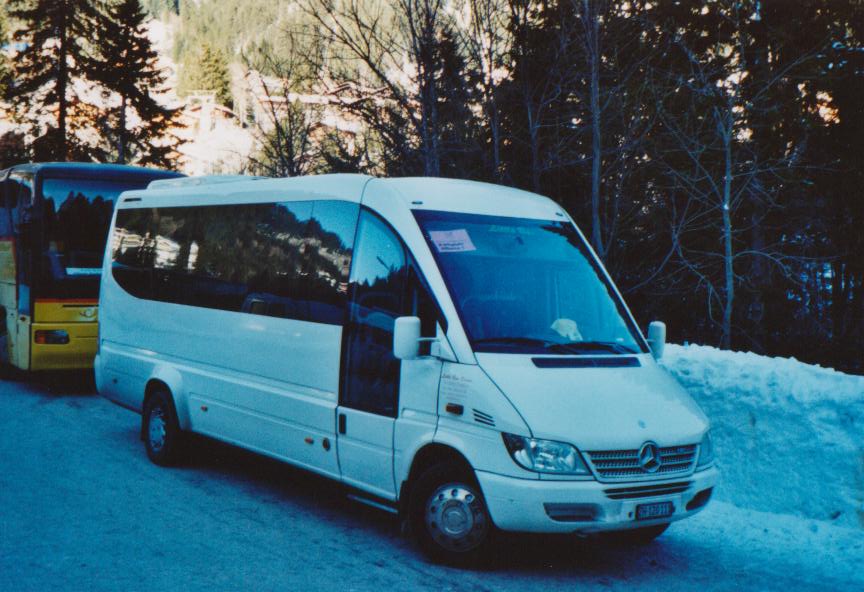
[338,413,346,434]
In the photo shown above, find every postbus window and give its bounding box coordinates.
[0,177,11,236]
[41,177,123,274]
[8,173,33,228]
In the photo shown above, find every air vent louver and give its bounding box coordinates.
[472,409,495,427]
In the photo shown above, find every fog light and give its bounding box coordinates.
[686,487,713,511]
[35,330,70,345]
[544,503,600,522]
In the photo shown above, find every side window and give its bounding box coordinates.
[342,211,407,416]
[0,177,11,236]
[407,262,441,355]
[112,208,158,299]
[304,201,359,324]
[110,201,357,326]
[9,173,33,228]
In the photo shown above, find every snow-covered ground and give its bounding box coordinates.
[662,343,864,530]
[0,346,862,590]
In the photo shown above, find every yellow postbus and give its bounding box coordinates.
[0,163,183,373]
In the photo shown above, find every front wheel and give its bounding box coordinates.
[409,462,495,566]
[142,389,186,466]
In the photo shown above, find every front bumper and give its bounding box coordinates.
[476,466,719,533]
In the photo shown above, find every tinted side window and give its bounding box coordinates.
[0,178,11,236]
[305,201,358,324]
[407,262,440,355]
[111,201,358,326]
[112,208,156,299]
[9,173,33,228]
[341,211,407,416]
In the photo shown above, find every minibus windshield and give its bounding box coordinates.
[414,210,646,355]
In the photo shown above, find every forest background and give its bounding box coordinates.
[1,0,862,375]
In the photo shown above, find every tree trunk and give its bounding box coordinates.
[117,95,127,164]
[57,7,68,161]
[527,105,541,193]
[721,117,734,349]
[585,0,603,258]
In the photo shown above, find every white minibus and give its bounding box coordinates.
[97,174,718,564]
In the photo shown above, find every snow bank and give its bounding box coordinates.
[662,343,864,529]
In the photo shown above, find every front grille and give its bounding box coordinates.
[587,444,697,481]
[604,481,691,500]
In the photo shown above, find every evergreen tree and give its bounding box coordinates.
[94,0,180,166]
[183,43,233,109]
[6,0,106,160]
[142,0,179,17]
[0,131,28,169]
[0,8,11,100]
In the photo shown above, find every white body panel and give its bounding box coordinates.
[98,173,716,536]
[476,353,708,450]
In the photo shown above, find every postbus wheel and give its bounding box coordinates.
[409,462,495,566]
[142,388,186,466]
[0,309,20,380]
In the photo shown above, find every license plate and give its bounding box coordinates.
[636,501,674,520]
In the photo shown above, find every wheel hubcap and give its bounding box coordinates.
[148,406,167,453]
[425,483,488,552]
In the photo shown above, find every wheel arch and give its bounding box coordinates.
[399,443,474,509]
[143,364,189,429]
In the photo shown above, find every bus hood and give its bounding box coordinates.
[475,353,708,450]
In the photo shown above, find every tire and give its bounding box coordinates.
[0,310,19,380]
[600,523,669,546]
[142,388,186,466]
[409,462,495,566]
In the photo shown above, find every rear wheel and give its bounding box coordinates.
[0,308,19,380]
[142,388,186,466]
[409,462,495,566]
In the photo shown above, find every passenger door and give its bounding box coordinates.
[337,211,407,498]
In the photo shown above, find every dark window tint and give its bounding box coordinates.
[0,178,12,236]
[8,173,32,228]
[407,263,440,355]
[341,211,407,416]
[305,201,358,324]
[111,200,359,325]
[41,177,131,275]
[414,210,646,355]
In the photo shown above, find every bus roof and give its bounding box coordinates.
[0,162,184,181]
[115,173,564,220]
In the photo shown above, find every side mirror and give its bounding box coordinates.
[393,316,421,360]
[647,321,666,360]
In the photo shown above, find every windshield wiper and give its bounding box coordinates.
[473,336,559,348]
[547,341,637,355]
[473,337,637,355]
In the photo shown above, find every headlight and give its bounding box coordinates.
[696,431,714,469]
[502,433,591,475]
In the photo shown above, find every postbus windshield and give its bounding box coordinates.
[39,176,148,296]
[413,210,646,355]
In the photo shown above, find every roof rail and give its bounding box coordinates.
[147,175,268,190]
